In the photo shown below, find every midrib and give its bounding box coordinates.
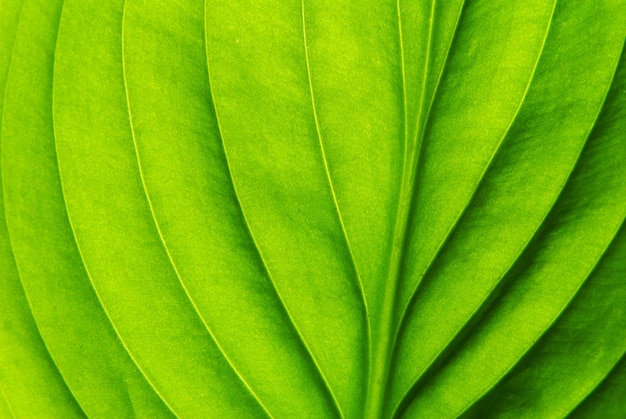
[364,1,435,417]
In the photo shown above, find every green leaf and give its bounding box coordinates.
[1,0,624,417]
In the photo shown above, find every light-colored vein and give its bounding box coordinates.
[395,0,558,337]
[0,386,15,419]
[411,0,466,145]
[387,0,467,364]
[393,36,624,414]
[564,349,626,418]
[390,2,468,320]
[0,197,89,419]
[364,1,431,416]
[392,0,436,302]
[0,2,87,416]
[457,218,626,417]
[50,2,178,416]
[364,1,455,416]
[393,0,437,292]
[300,0,370,409]
[454,44,626,414]
[397,0,408,165]
[412,0,436,150]
[202,2,343,417]
[120,3,272,418]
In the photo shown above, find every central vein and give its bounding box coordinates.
[365,1,435,417]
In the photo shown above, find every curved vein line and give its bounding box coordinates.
[392,0,468,291]
[455,42,626,414]
[120,4,271,418]
[457,218,626,418]
[202,3,343,417]
[564,348,626,418]
[412,0,467,144]
[393,0,436,300]
[301,0,370,404]
[0,3,87,416]
[397,0,408,164]
[365,2,441,416]
[383,3,467,406]
[0,386,15,419]
[412,0,436,149]
[392,38,624,414]
[395,0,558,336]
[0,219,89,419]
[53,124,179,418]
[0,197,88,419]
[389,0,466,355]
[361,2,410,416]
[49,2,179,416]
[394,0,436,286]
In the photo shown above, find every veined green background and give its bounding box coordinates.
[0,0,625,417]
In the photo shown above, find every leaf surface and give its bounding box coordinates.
[1,0,625,417]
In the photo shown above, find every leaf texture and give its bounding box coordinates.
[0,0,625,417]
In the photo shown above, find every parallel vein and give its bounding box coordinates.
[120,2,271,417]
[396,0,558,334]
[0,386,16,419]
[565,349,626,417]
[0,2,87,415]
[50,2,178,415]
[203,1,343,417]
[300,0,371,406]
[458,219,626,417]
[394,31,624,415]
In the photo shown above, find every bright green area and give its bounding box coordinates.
[0,0,625,417]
